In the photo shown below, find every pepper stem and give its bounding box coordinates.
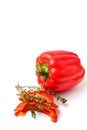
[36,63,49,80]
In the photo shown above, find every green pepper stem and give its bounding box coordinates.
[36,63,49,80]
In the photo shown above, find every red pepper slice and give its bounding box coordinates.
[35,91,54,103]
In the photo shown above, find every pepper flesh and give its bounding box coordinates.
[36,50,85,92]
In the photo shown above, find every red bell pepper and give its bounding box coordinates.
[36,50,85,92]
[14,90,58,122]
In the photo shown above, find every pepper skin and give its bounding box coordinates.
[36,50,85,92]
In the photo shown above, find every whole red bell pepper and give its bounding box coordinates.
[36,50,85,92]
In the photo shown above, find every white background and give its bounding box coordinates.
[0,0,87,129]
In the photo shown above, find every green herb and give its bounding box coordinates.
[16,82,42,92]
[47,89,51,93]
[16,83,67,104]
[30,110,36,118]
[57,96,67,103]
[36,105,42,112]
[46,103,51,108]
[51,92,56,96]
[36,96,46,103]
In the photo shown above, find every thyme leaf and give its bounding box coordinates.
[30,110,36,118]
[57,96,67,103]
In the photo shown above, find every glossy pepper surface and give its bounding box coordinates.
[36,50,85,92]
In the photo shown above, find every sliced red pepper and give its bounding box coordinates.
[14,90,58,122]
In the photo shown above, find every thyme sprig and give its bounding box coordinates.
[16,82,67,104]
[16,83,43,92]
